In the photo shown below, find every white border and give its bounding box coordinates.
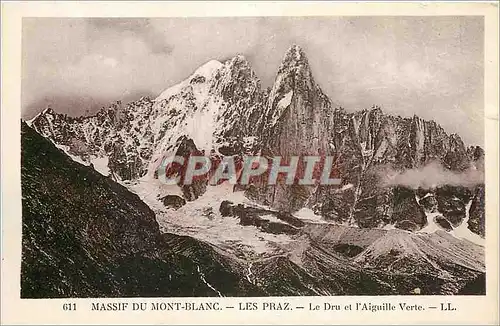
[1,2,498,325]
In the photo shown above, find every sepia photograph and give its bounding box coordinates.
[1,2,498,325]
[20,15,486,297]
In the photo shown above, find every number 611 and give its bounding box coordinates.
[62,303,77,311]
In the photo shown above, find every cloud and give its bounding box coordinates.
[380,161,484,189]
[86,18,173,55]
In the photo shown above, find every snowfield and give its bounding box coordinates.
[130,180,294,258]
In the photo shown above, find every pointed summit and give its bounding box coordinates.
[227,54,248,65]
[278,44,310,73]
[155,60,222,102]
[284,44,307,61]
[273,44,314,89]
[262,43,333,161]
[42,107,55,115]
[267,44,319,120]
[192,60,223,78]
[223,54,256,78]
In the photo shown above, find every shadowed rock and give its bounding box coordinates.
[159,195,186,210]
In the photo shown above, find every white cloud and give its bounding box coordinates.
[381,161,484,189]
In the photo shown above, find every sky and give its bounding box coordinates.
[22,16,484,145]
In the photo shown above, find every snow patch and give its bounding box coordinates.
[155,60,222,102]
[25,112,43,127]
[129,175,184,210]
[90,156,110,176]
[193,60,224,78]
[416,194,445,235]
[54,146,110,178]
[294,208,325,223]
[246,262,254,284]
[420,192,433,200]
[183,99,218,152]
[417,212,443,234]
[54,144,88,166]
[417,197,484,247]
[451,200,484,246]
[131,181,294,256]
[341,183,354,191]
[277,91,293,110]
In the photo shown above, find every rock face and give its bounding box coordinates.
[435,215,453,232]
[21,120,485,296]
[392,187,427,232]
[419,193,438,212]
[468,185,485,237]
[263,45,333,157]
[160,195,186,210]
[219,201,301,236]
[28,45,485,236]
[435,186,472,227]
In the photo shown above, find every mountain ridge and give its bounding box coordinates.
[26,44,485,235]
[22,121,485,296]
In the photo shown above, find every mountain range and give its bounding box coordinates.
[22,45,486,297]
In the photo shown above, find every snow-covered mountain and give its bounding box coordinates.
[23,45,487,296]
[21,121,485,296]
[29,45,485,237]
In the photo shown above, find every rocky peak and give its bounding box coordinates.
[25,45,485,236]
[214,54,262,97]
[225,54,252,72]
[467,145,485,165]
[279,44,310,72]
[31,106,57,122]
[194,59,223,76]
[154,60,222,106]
[28,107,69,144]
[42,107,55,115]
[273,45,314,93]
[263,44,332,157]
[206,54,267,154]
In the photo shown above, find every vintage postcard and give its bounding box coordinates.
[1,1,499,325]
